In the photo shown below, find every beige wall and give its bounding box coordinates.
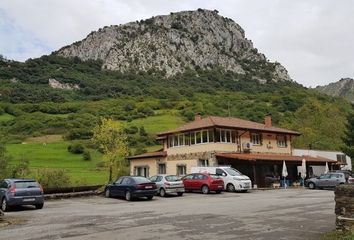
[130,157,200,176]
[240,132,292,155]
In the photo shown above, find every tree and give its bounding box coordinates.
[342,108,354,160]
[92,118,129,182]
[0,143,10,179]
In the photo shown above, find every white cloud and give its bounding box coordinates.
[0,0,353,87]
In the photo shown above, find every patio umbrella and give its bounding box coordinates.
[301,159,306,187]
[325,162,329,174]
[282,161,288,188]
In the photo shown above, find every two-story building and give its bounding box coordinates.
[128,114,335,187]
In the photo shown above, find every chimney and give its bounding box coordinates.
[195,113,202,121]
[264,114,272,128]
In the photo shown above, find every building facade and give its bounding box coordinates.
[128,114,335,187]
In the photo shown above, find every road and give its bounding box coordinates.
[0,189,335,240]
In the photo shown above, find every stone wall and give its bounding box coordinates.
[335,185,354,232]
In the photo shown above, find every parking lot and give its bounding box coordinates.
[0,189,335,240]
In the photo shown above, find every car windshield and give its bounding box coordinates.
[133,177,150,184]
[210,174,221,179]
[224,168,242,176]
[15,181,39,188]
[165,175,180,182]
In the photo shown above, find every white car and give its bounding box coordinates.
[191,166,252,192]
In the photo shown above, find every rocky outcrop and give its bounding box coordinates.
[316,78,354,102]
[48,79,80,90]
[55,9,291,82]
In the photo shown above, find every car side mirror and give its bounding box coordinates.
[222,173,227,177]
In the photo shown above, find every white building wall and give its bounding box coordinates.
[293,149,352,171]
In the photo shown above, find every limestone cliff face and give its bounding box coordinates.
[316,78,354,102]
[55,9,291,82]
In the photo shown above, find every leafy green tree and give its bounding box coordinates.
[92,118,129,182]
[0,143,10,179]
[342,108,354,160]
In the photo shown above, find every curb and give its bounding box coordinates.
[44,190,100,200]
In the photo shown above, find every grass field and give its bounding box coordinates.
[6,141,108,186]
[127,112,184,134]
[0,113,15,122]
[4,113,185,186]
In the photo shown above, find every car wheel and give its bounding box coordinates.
[215,190,222,194]
[177,192,183,197]
[1,198,8,212]
[147,196,153,200]
[35,203,44,209]
[308,182,316,189]
[105,188,111,198]
[201,185,210,194]
[125,191,132,201]
[226,183,235,192]
[159,188,166,197]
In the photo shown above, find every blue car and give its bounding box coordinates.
[0,179,44,211]
[105,176,157,201]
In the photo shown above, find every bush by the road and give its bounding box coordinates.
[67,143,84,154]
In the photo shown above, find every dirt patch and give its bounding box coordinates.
[0,216,27,228]
[24,135,63,143]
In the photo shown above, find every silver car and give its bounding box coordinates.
[149,175,185,197]
[305,173,346,189]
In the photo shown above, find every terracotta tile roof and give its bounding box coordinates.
[215,152,336,163]
[127,151,167,160]
[157,116,300,136]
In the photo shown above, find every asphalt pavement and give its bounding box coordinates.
[0,188,335,240]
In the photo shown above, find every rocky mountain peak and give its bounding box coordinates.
[55,9,291,82]
[316,78,354,102]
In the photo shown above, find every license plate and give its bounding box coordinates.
[23,198,35,202]
[218,185,223,188]
[145,186,152,189]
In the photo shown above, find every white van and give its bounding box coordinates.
[191,166,252,192]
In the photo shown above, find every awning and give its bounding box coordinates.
[215,152,336,163]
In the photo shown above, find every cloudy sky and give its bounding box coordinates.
[0,0,353,87]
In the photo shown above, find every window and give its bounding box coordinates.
[216,168,226,176]
[149,176,158,182]
[115,177,123,185]
[198,159,209,167]
[121,177,133,185]
[337,154,347,164]
[196,131,202,144]
[319,174,331,179]
[135,166,149,177]
[0,181,8,189]
[185,133,190,146]
[190,132,196,145]
[277,135,287,147]
[251,133,262,145]
[216,129,235,143]
[208,129,214,142]
[158,163,166,174]
[168,135,173,148]
[194,174,207,180]
[202,130,208,143]
[176,165,187,176]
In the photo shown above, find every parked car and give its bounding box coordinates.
[149,174,184,197]
[191,166,251,192]
[0,179,44,212]
[182,173,224,194]
[331,170,352,183]
[105,176,157,201]
[305,173,346,189]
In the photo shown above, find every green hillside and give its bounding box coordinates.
[0,55,352,186]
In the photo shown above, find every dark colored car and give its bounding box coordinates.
[0,179,44,211]
[182,173,224,194]
[105,176,157,201]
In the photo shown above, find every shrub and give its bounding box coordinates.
[67,143,84,154]
[33,169,71,188]
[82,150,91,161]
